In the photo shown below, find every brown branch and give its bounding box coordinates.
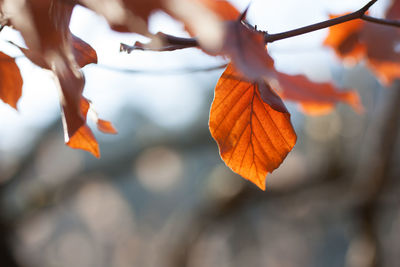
[122,0,400,52]
[264,0,378,43]
[361,14,400,27]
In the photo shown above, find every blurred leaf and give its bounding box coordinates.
[276,72,363,115]
[0,52,23,109]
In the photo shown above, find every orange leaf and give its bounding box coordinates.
[366,59,400,87]
[0,52,23,109]
[209,64,297,190]
[81,97,118,134]
[78,0,163,34]
[12,34,97,69]
[197,0,240,21]
[66,124,100,158]
[72,34,98,67]
[275,72,363,115]
[325,12,400,86]
[324,14,366,61]
[361,23,400,86]
[97,119,118,134]
[56,63,86,139]
[64,97,99,156]
[64,96,117,156]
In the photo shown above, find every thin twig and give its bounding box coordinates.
[361,14,400,27]
[120,33,198,53]
[264,0,378,43]
[123,0,400,51]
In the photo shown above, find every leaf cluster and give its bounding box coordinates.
[0,0,398,189]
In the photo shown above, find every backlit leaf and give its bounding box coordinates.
[275,72,363,115]
[97,119,118,134]
[324,15,365,61]
[5,0,87,137]
[0,52,23,109]
[65,96,116,156]
[209,64,297,190]
[361,23,400,86]
[197,0,240,21]
[56,62,86,139]
[81,97,118,134]
[324,12,400,85]
[67,124,100,158]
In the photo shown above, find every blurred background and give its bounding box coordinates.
[0,0,399,266]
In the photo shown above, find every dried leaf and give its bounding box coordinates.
[386,0,400,19]
[65,97,118,156]
[0,52,23,109]
[167,0,225,53]
[275,72,363,115]
[222,21,275,80]
[209,64,297,190]
[324,15,365,61]
[72,34,98,67]
[4,0,108,157]
[97,119,118,134]
[197,0,240,21]
[81,97,118,134]
[56,61,86,139]
[324,12,400,85]
[12,35,97,69]
[67,124,100,158]
[361,23,400,86]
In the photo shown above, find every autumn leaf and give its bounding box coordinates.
[55,61,86,139]
[66,96,99,159]
[275,72,363,115]
[222,21,275,81]
[198,0,240,21]
[67,124,100,158]
[96,119,118,134]
[77,0,163,34]
[209,64,297,190]
[0,52,23,109]
[72,35,98,67]
[3,0,116,157]
[12,34,98,69]
[5,0,85,136]
[361,23,400,86]
[81,97,118,134]
[65,97,117,157]
[324,10,400,86]
[386,0,400,19]
[323,15,365,61]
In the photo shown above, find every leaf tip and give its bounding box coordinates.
[66,125,101,158]
[254,177,266,191]
[97,119,118,134]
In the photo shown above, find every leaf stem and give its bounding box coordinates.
[264,0,378,43]
[361,14,400,27]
